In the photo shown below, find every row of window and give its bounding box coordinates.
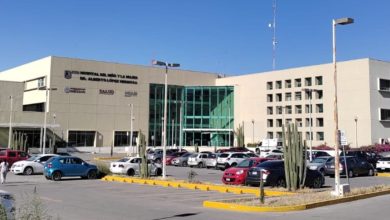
[267,118,324,127]
[267,131,324,141]
[267,90,323,102]
[267,104,323,115]
[267,76,323,90]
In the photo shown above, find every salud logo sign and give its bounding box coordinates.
[99,89,114,95]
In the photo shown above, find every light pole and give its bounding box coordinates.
[39,77,58,154]
[333,17,354,196]
[302,88,319,162]
[152,60,180,179]
[129,104,134,155]
[52,113,56,153]
[354,116,358,148]
[8,96,13,149]
[251,119,255,143]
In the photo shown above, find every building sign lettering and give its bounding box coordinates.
[64,70,138,85]
[125,91,138,97]
[99,89,115,95]
[64,87,86,94]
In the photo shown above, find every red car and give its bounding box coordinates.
[222,157,271,185]
[0,148,29,166]
[165,151,188,165]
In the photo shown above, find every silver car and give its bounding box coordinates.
[307,156,332,175]
[171,152,192,167]
[204,153,220,169]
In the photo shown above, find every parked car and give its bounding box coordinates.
[265,154,283,160]
[324,156,375,178]
[44,156,98,181]
[110,157,162,176]
[259,149,284,158]
[204,153,220,169]
[307,156,332,176]
[0,190,15,220]
[245,152,259,158]
[245,160,325,188]
[147,149,177,163]
[171,152,192,167]
[222,157,271,185]
[216,152,249,171]
[345,150,381,168]
[216,147,253,153]
[376,157,390,172]
[165,151,188,165]
[10,154,58,175]
[188,153,209,168]
[0,149,29,166]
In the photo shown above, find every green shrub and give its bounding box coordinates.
[95,161,112,178]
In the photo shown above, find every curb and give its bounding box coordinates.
[377,172,390,177]
[101,175,293,197]
[94,157,122,161]
[203,189,390,212]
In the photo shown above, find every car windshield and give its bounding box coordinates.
[237,159,254,168]
[379,157,390,161]
[312,157,329,163]
[26,156,39,161]
[117,158,130,162]
[190,154,198,158]
[219,153,229,158]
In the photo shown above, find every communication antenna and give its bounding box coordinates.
[268,0,277,70]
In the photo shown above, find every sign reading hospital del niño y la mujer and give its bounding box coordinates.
[64,70,138,85]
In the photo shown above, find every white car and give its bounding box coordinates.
[110,157,162,176]
[376,157,390,172]
[10,154,58,175]
[259,149,284,158]
[0,190,15,220]
[216,152,249,170]
[187,153,209,168]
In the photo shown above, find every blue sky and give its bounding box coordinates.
[0,0,389,75]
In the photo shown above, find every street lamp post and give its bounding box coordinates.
[332,17,354,196]
[354,116,358,148]
[251,119,255,143]
[40,77,58,154]
[52,113,56,153]
[129,104,134,155]
[152,60,180,179]
[303,88,318,162]
[8,96,13,149]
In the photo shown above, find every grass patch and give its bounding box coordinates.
[230,185,390,207]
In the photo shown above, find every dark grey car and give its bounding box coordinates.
[324,156,375,178]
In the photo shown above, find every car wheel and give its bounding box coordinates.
[182,161,187,167]
[368,168,374,176]
[348,170,354,178]
[87,170,97,179]
[155,158,161,164]
[312,176,323,189]
[127,169,135,176]
[224,163,230,170]
[197,162,203,168]
[156,168,162,176]
[255,149,260,154]
[52,171,62,181]
[277,178,286,188]
[24,167,34,175]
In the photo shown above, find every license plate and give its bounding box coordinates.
[252,171,258,175]
[226,178,231,181]
[309,166,317,170]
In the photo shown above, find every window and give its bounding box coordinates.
[267,94,273,102]
[285,80,292,88]
[316,118,324,127]
[68,131,96,147]
[114,131,138,147]
[379,78,390,91]
[306,132,313,140]
[285,105,292,114]
[380,108,390,121]
[295,105,302,114]
[267,119,274,127]
[267,132,274,139]
[316,132,324,141]
[305,104,312,113]
[286,118,292,125]
[23,103,45,112]
[276,81,282,89]
[305,118,313,127]
[267,106,273,115]
[305,90,312,100]
[285,92,292,101]
[267,81,273,90]
[276,93,282,102]
[316,104,323,113]
[295,118,302,127]
[295,78,301,87]
[38,77,45,88]
[316,90,323,99]
[276,119,283,127]
[9,152,16,157]
[295,92,302,100]
[276,132,283,138]
[276,106,283,114]
[315,76,323,85]
[305,77,312,86]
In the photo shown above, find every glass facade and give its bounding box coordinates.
[148,84,234,147]
[114,131,138,147]
[68,130,95,147]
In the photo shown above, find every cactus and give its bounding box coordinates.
[138,130,149,178]
[235,122,245,147]
[282,123,307,191]
[259,172,265,204]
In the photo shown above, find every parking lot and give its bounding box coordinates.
[2,153,390,220]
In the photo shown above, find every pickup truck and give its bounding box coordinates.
[0,149,29,166]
